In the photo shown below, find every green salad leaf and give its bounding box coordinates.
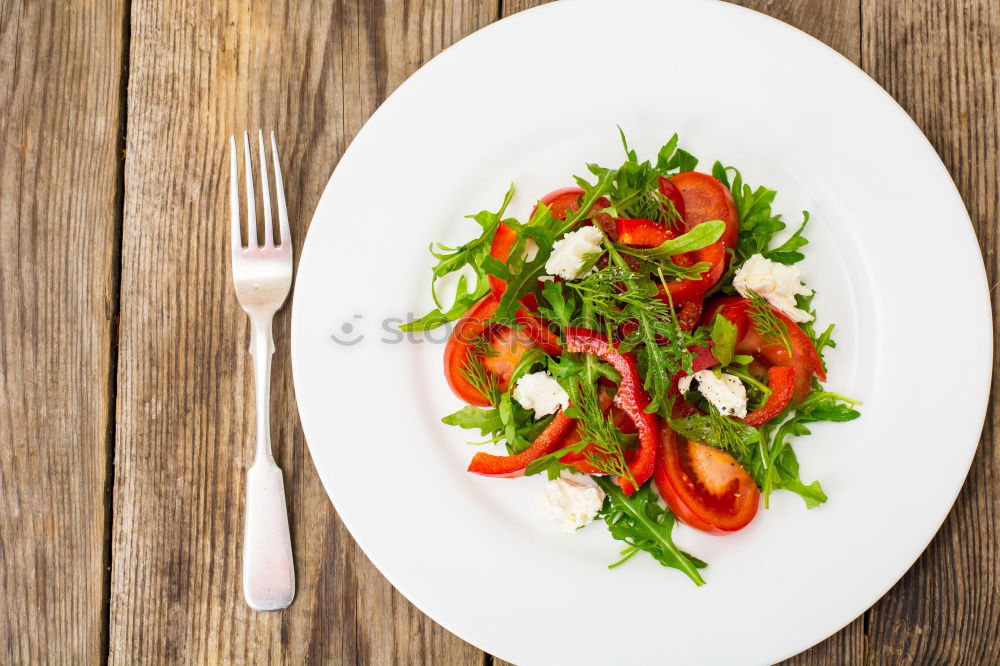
[750,392,861,507]
[403,186,515,331]
[596,478,706,585]
[709,312,738,367]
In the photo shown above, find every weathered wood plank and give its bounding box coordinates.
[0,1,123,662]
[863,2,1000,663]
[110,1,496,663]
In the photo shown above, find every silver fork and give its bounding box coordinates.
[229,130,295,611]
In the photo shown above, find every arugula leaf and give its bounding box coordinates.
[595,478,706,585]
[709,312,738,367]
[751,392,861,507]
[441,406,503,437]
[536,280,575,330]
[765,211,810,265]
[711,162,796,265]
[655,133,698,173]
[772,445,828,508]
[593,132,699,225]
[795,292,837,370]
[403,186,515,331]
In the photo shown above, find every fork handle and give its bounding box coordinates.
[243,316,295,611]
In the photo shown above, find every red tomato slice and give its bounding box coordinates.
[703,296,825,402]
[481,327,538,391]
[488,187,585,299]
[667,172,739,251]
[658,178,686,231]
[661,172,739,301]
[444,295,538,406]
[654,426,760,534]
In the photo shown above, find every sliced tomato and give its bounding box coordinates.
[667,172,739,251]
[658,178,686,231]
[488,187,585,299]
[616,217,675,247]
[444,295,538,406]
[702,296,825,402]
[515,309,562,356]
[480,327,538,389]
[659,172,739,301]
[488,223,518,299]
[538,186,587,219]
[654,426,760,534]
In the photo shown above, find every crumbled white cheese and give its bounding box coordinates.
[678,370,748,418]
[512,371,569,419]
[539,477,606,532]
[733,253,814,323]
[544,226,604,280]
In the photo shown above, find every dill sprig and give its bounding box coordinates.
[568,264,694,413]
[746,292,792,355]
[469,333,498,358]
[571,381,637,489]
[459,353,501,406]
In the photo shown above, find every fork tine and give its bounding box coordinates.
[242,131,258,248]
[257,130,274,247]
[270,132,291,246]
[230,136,242,250]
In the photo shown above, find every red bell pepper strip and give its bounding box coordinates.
[564,327,659,496]
[467,410,576,478]
[745,366,796,427]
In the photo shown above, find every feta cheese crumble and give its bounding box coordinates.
[733,253,814,323]
[544,226,604,280]
[678,370,748,418]
[512,371,569,419]
[539,477,606,532]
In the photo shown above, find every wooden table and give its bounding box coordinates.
[1,0,996,662]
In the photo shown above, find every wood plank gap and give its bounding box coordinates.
[100,0,132,662]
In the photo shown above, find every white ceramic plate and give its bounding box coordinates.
[291,1,991,663]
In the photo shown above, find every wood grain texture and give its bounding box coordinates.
[0,0,123,663]
[110,0,496,663]
[862,1,1000,663]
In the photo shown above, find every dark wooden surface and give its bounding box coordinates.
[0,0,996,663]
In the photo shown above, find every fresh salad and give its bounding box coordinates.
[404,132,859,585]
